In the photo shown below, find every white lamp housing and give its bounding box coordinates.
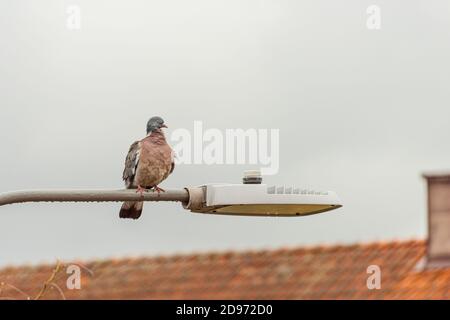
[183,183,342,217]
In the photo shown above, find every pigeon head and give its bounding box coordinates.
[146,116,167,134]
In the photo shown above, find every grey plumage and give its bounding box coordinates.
[146,116,165,134]
[122,140,141,189]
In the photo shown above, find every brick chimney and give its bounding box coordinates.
[423,172,450,268]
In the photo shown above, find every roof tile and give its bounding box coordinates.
[1,239,449,299]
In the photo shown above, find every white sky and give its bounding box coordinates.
[1,0,450,266]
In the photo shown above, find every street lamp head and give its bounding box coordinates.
[183,183,342,217]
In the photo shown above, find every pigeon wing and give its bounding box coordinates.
[122,140,141,188]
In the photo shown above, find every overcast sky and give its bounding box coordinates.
[1,0,450,267]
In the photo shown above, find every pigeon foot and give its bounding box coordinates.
[136,185,147,196]
[152,185,166,194]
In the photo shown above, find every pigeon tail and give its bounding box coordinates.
[119,201,143,219]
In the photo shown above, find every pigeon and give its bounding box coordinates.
[119,116,175,219]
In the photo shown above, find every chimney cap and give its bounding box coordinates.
[422,171,450,180]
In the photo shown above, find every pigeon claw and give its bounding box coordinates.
[152,186,165,194]
[136,185,147,196]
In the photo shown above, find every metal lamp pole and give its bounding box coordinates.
[0,189,190,207]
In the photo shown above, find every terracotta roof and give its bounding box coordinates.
[0,239,449,300]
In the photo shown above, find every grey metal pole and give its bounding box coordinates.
[0,189,190,207]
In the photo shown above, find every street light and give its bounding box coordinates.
[0,171,342,217]
[184,184,341,217]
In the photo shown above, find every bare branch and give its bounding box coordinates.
[35,260,63,300]
[49,283,66,300]
[0,282,31,300]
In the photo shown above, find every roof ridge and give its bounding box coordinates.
[0,237,425,272]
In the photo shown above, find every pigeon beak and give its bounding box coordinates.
[161,124,168,128]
